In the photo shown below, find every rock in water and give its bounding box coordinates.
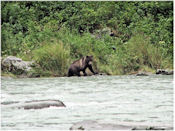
[1,101,19,105]
[2,100,66,110]
[70,120,132,130]
[70,120,173,130]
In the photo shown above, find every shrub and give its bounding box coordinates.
[32,40,70,76]
[106,34,172,75]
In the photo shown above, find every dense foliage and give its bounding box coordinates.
[1,1,173,76]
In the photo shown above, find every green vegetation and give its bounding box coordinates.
[33,40,70,76]
[1,1,173,77]
[1,72,17,78]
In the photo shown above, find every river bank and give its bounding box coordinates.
[1,55,173,78]
[1,68,173,79]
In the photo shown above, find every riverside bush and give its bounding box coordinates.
[99,34,169,75]
[32,40,70,76]
[12,29,173,76]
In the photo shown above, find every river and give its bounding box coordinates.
[1,75,173,130]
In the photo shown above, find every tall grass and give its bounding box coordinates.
[32,40,70,76]
[105,34,169,75]
[18,29,172,77]
[125,34,165,70]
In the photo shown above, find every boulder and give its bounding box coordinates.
[2,100,66,110]
[156,69,173,75]
[1,56,35,75]
[70,120,173,130]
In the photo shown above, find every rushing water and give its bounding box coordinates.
[1,75,173,130]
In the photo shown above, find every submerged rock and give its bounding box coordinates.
[2,100,66,110]
[1,101,19,105]
[70,120,173,130]
[156,69,173,75]
[70,120,132,130]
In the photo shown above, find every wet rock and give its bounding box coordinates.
[1,56,35,75]
[3,100,66,110]
[1,101,19,105]
[136,71,150,76]
[70,120,173,130]
[156,69,173,75]
[70,120,132,130]
[132,126,173,130]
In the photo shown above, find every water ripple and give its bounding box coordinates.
[1,75,173,130]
